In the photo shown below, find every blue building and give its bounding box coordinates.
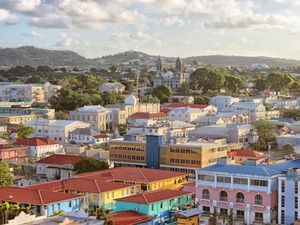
[0,187,83,217]
[146,135,163,169]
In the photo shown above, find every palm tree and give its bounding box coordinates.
[0,202,10,225]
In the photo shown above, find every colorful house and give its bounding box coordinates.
[0,187,82,217]
[28,177,138,210]
[115,189,193,224]
[176,208,202,225]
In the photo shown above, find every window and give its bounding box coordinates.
[202,189,210,199]
[255,212,263,222]
[281,180,285,192]
[281,196,285,208]
[250,179,268,187]
[236,210,244,220]
[233,178,248,185]
[295,197,298,209]
[198,175,214,182]
[219,191,228,202]
[254,194,263,205]
[69,201,72,207]
[236,192,244,203]
[217,176,231,183]
[151,204,154,211]
[160,202,163,209]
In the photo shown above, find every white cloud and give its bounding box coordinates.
[21,31,43,37]
[161,16,185,26]
[27,15,70,29]
[0,9,18,24]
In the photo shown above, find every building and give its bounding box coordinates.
[197,115,226,127]
[0,187,82,217]
[228,102,266,121]
[25,118,90,143]
[153,57,190,91]
[35,154,82,181]
[269,99,299,109]
[168,96,194,104]
[114,189,193,223]
[99,82,125,93]
[14,138,64,158]
[0,144,28,161]
[69,105,108,131]
[195,158,280,225]
[189,124,258,147]
[168,106,216,124]
[227,149,269,165]
[216,112,250,124]
[29,167,189,209]
[209,96,239,111]
[0,113,37,125]
[176,208,202,225]
[161,103,211,113]
[276,134,300,149]
[0,82,61,104]
[110,135,228,173]
[69,128,111,145]
[128,112,168,126]
[0,107,55,119]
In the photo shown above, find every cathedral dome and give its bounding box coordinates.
[124,94,138,105]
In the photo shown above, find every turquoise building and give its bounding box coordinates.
[115,189,193,224]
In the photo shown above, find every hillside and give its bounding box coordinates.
[0,46,95,67]
[0,46,300,68]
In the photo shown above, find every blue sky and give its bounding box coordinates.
[0,0,300,59]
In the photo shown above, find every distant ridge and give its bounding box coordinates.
[0,46,300,68]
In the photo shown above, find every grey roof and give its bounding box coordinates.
[199,159,300,177]
[70,127,99,136]
[177,208,202,218]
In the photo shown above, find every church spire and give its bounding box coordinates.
[175,57,183,75]
[156,56,163,76]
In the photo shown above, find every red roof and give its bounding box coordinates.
[92,133,109,138]
[0,187,82,205]
[28,178,135,193]
[76,167,189,183]
[106,211,153,225]
[129,112,168,120]
[116,189,192,204]
[163,103,209,109]
[15,138,58,146]
[228,149,267,159]
[35,154,81,166]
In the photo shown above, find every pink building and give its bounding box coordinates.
[0,144,28,161]
[195,158,280,225]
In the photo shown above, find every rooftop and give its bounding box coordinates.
[116,189,192,204]
[35,154,81,166]
[163,103,209,109]
[75,105,108,113]
[0,187,82,205]
[129,112,167,119]
[105,211,153,225]
[228,149,267,159]
[15,138,58,146]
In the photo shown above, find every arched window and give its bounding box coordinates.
[219,191,228,201]
[254,194,263,205]
[202,189,210,199]
[236,192,244,203]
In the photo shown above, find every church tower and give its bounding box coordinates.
[175,57,183,76]
[156,56,163,76]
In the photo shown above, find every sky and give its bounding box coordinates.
[0,0,300,59]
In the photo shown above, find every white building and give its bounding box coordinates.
[25,118,90,143]
[168,105,217,124]
[228,102,266,122]
[189,123,258,147]
[14,137,64,158]
[99,82,125,93]
[69,127,111,145]
[268,99,299,109]
[209,96,239,111]
[0,82,61,104]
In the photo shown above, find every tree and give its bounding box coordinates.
[74,157,109,174]
[253,120,277,151]
[150,84,173,103]
[190,67,226,93]
[194,95,210,104]
[176,82,191,95]
[117,124,128,135]
[224,75,245,93]
[16,125,35,138]
[101,92,124,105]
[254,78,267,92]
[282,143,295,153]
[0,161,13,188]
[26,75,43,84]
[142,95,160,103]
[266,72,294,94]
[282,108,300,120]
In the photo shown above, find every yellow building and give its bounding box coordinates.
[0,114,37,125]
[176,208,202,225]
[109,138,228,173]
[160,141,228,173]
